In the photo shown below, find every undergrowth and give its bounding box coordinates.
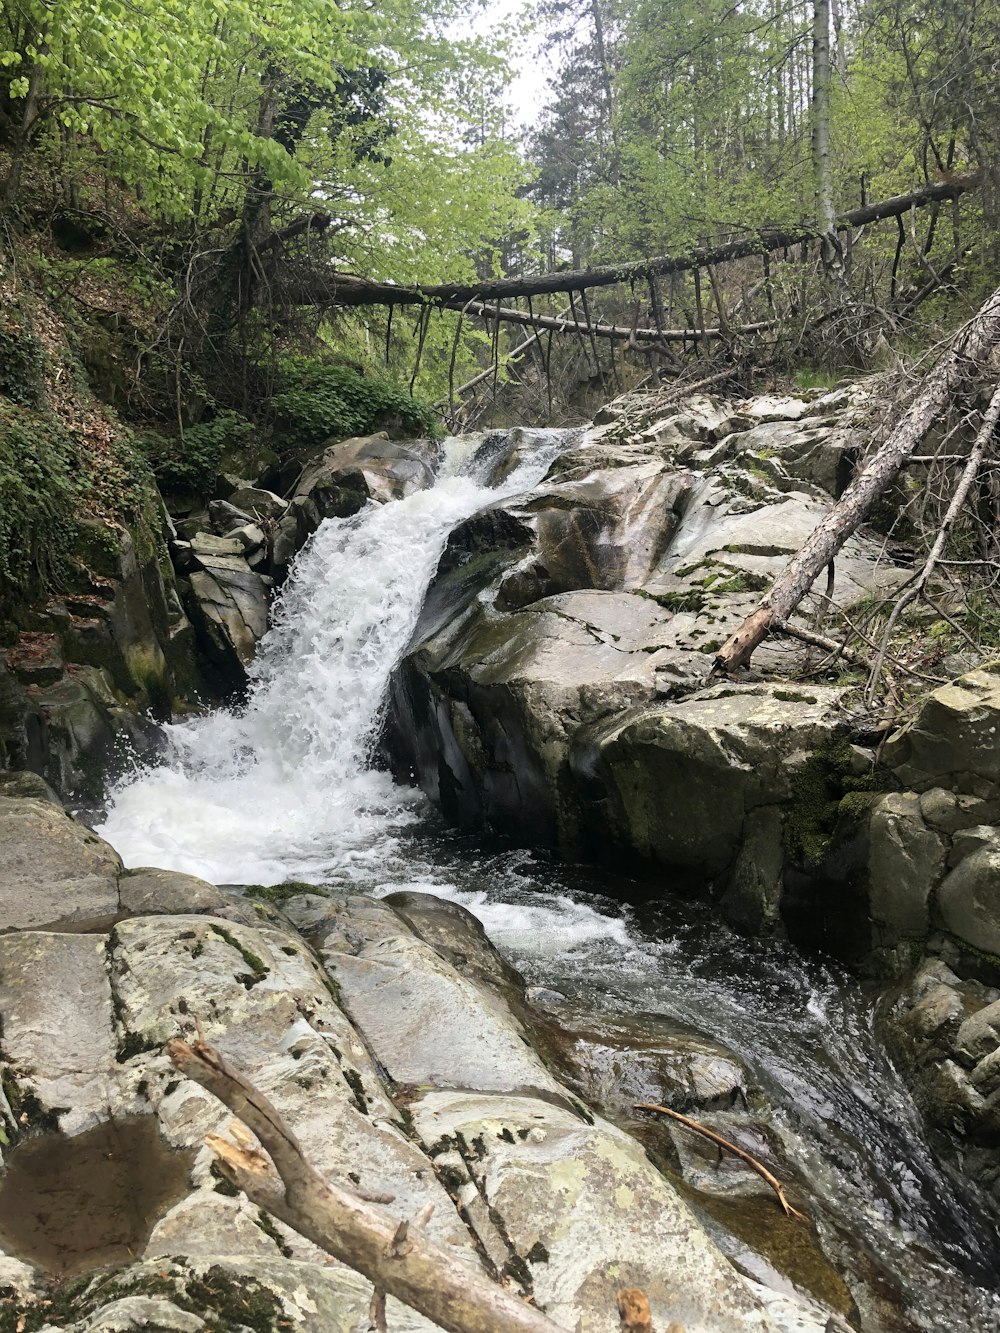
[270,357,440,448]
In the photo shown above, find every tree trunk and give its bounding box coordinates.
[280,175,979,311]
[714,283,1000,674]
[811,0,840,280]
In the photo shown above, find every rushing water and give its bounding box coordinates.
[98,430,1000,1333]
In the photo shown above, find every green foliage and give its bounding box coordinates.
[0,404,81,605]
[270,358,440,449]
[0,311,46,409]
[965,590,1000,648]
[142,412,255,493]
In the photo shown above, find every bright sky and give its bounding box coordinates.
[462,0,558,132]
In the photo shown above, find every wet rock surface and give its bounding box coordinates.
[386,387,903,947]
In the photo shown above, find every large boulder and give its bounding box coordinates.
[387,391,906,931]
[180,533,271,693]
[0,795,121,930]
[884,665,1000,796]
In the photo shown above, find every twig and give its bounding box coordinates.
[865,380,1000,702]
[635,1103,808,1223]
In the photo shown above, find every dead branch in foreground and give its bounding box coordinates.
[713,283,1000,674]
[168,1037,563,1333]
[635,1103,808,1223]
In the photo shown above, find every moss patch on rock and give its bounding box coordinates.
[783,740,892,870]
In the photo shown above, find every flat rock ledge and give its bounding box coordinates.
[0,798,837,1333]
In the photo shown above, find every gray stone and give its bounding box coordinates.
[309,896,566,1098]
[955,1000,1000,1065]
[721,804,786,931]
[412,1089,808,1333]
[970,1046,1000,1098]
[884,665,1000,791]
[937,841,1000,959]
[119,867,234,917]
[226,485,287,521]
[0,769,61,804]
[584,684,845,878]
[77,1297,206,1332]
[867,792,946,936]
[0,931,118,1134]
[0,797,121,929]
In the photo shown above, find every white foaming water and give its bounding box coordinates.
[98,430,576,885]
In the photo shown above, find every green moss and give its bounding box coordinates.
[0,1069,63,1139]
[208,923,269,987]
[115,1032,159,1064]
[255,1208,294,1258]
[140,411,255,493]
[342,1066,370,1114]
[784,740,892,870]
[0,308,47,409]
[0,404,82,610]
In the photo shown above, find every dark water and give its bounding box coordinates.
[364,822,1000,1333]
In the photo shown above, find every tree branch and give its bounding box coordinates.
[168,1038,564,1333]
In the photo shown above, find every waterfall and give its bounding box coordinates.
[97,429,576,884]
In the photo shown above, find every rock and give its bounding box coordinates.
[300,895,567,1099]
[0,769,61,804]
[183,535,271,691]
[884,665,1000,794]
[0,931,118,1135]
[388,390,907,919]
[207,499,253,534]
[0,664,46,775]
[955,1000,1000,1065]
[118,867,234,917]
[575,683,845,879]
[413,1088,797,1333]
[226,485,287,522]
[0,797,121,929]
[937,833,1000,958]
[867,792,946,937]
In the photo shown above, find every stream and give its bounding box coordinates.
[97,430,1000,1333]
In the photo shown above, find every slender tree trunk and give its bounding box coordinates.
[714,283,1000,674]
[811,0,839,279]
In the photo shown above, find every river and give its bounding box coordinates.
[97,429,1000,1333]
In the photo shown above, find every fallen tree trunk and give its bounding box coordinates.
[440,300,775,345]
[714,282,1000,674]
[282,174,979,310]
[168,1037,565,1333]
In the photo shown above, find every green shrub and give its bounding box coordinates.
[0,309,47,408]
[142,411,255,492]
[270,358,439,449]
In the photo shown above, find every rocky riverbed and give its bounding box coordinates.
[4,383,1000,1331]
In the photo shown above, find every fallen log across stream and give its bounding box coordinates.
[281,174,978,311]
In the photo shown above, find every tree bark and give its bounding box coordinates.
[280,175,979,311]
[714,282,1000,674]
[168,1038,566,1333]
[811,0,839,278]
